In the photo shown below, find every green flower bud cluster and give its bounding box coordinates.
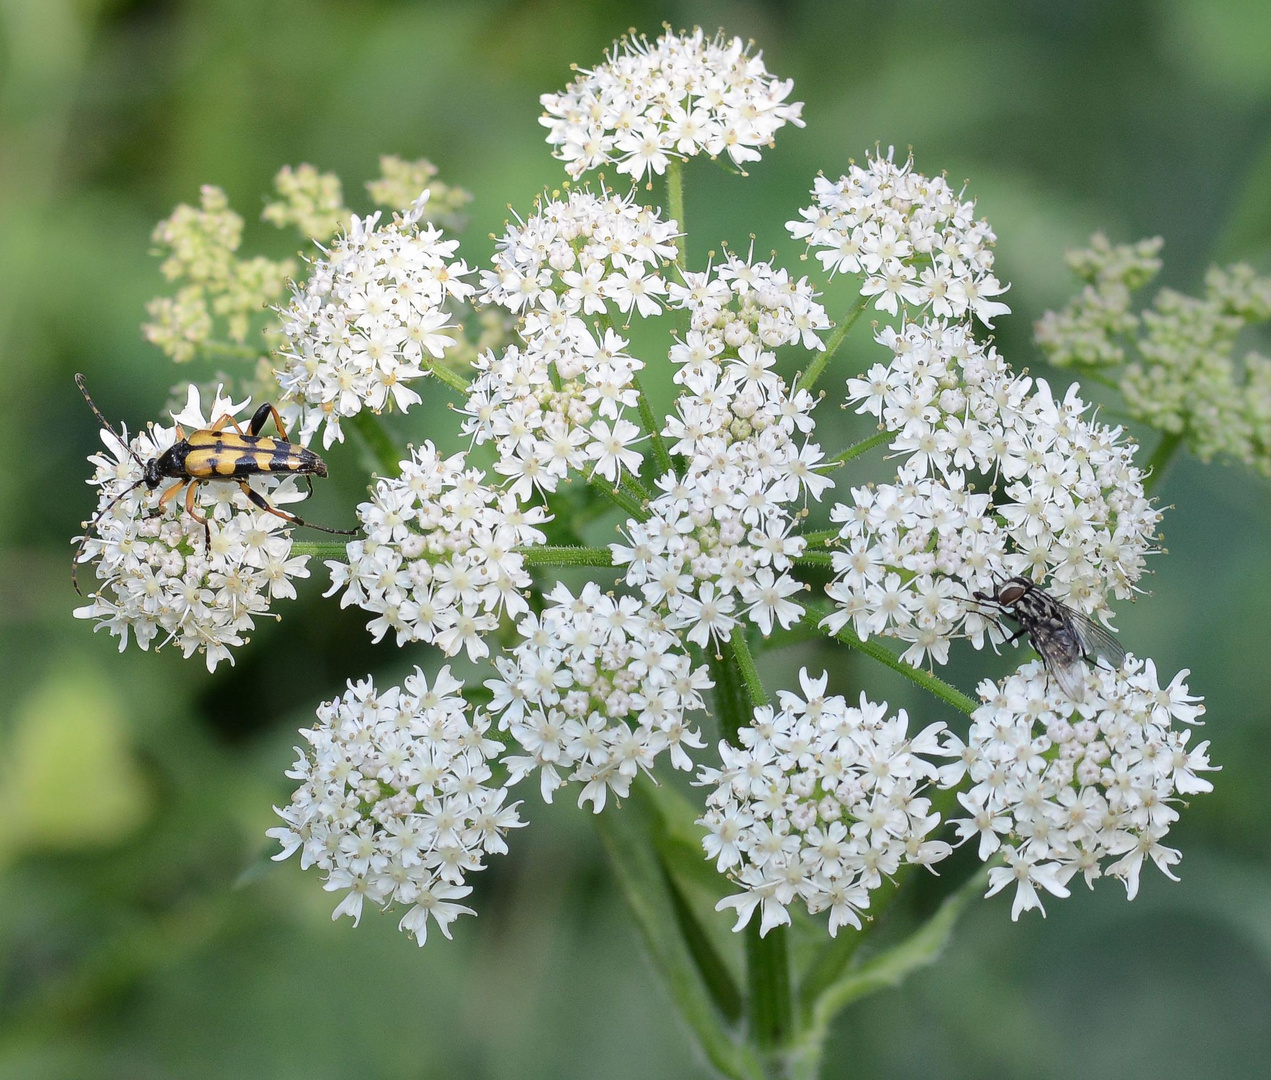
[262,163,348,241]
[1037,233,1271,475]
[144,185,295,364]
[143,159,493,398]
[366,155,472,232]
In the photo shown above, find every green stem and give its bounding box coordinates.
[667,157,686,272]
[746,922,793,1055]
[585,467,648,521]
[292,540,350,560]
[797,602,977,716]
[424,358,469,394]
[830,428,891,465]
[712,631,792,1060]
[726,626,767,709]
[831,620,977,716]
[516,544,614,568]
[795,293,869,394]
[348,410,405,477]
[1143,430,1183,494]
[630,368,674,479]
[799,527,839,548]
[793,551,835,568]
[619,470,654,505]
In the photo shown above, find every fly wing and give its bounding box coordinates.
[1070,609,1127,670]
[1047,656,1088,703]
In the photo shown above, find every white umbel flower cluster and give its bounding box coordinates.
[946,658,1213,920]
[268,667,523,945]
[326,443,548,659]
[698,669,956,937]
[825,319,1159,666]
[613,255,833,644]
[478,187,679,321]
[73,385,311,672]
[465,190,679,497]
[540,28,804,181]
[485,584,712,812]
[277,192,474,449]
[788,150,1010,326]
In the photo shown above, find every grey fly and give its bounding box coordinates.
[972,576,1126,702]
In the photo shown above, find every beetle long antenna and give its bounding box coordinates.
[72,477,146,595]
[76,374,148,471]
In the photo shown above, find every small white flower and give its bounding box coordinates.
[276,192,473,449]
[948,657,1214,919]
[541,29,804,181]
[487,584,711,811]
[269,667,523,945]
[697,669,957,936]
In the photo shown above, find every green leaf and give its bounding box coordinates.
[595,792,767,1080]
[794,868,987,1060]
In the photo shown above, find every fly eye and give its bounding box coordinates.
[999,584,1026,605]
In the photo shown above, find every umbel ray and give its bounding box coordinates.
[73,374,357,594]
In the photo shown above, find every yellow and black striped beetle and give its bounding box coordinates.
[73,374,357,593]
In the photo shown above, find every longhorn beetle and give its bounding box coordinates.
[74,374,357,594]
[971,574,1126,702]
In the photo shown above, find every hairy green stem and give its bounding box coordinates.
[793,551,835,568]
[292,540,351,560]
[831,620,977,716]
[830,428,891,465]
[584,467,647,521]
[1143,430,1183,494]
[667,157,686,272]
[726,627,768,709]
[517,544,614,568]
[795,293,868,394]
[348,410,405,477]
[709,628,792,1064]
[746,922,793,1055]
[424,358,470,393]
[630,368,674,479]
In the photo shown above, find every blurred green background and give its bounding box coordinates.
[2,0,1271,1076]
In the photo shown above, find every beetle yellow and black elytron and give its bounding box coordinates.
[972,574,1127,702]
[73,374,357,593]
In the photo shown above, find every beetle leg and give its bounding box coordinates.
[208,412,248,436]
[157,479,187,512]
[238,481,359,535]
[248,402,292,442]
[184,480,211,547]
[239,481,300,525]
